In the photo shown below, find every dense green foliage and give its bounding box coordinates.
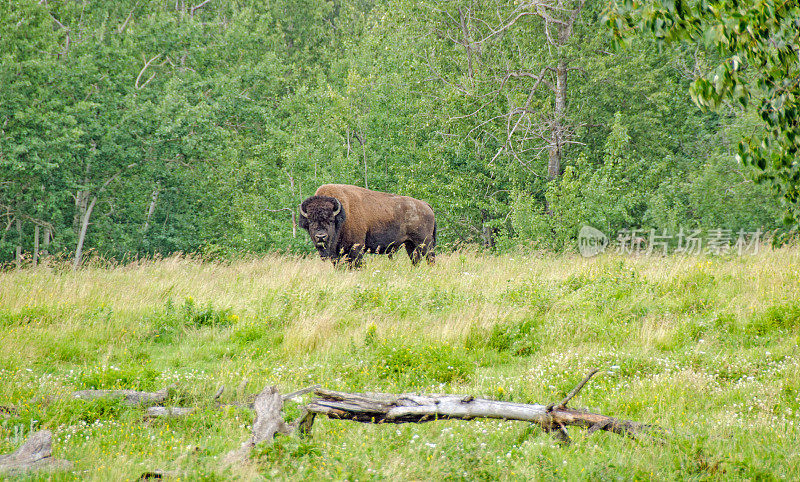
[1,0,789,262]
[606,0,800,226]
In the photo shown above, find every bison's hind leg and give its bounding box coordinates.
[404,242,421,265]
[405,239,435,266]
[407,242,437,266]
[420,241,435,265]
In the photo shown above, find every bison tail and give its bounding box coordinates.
[425,221,437,265]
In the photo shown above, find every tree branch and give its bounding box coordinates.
[135,54,162,90]
[491,67,549,164]
[190,0,212,17]
[117,1,139,34]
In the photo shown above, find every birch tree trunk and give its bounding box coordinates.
[42,226,51,257]
[15,218,21,269]
[33,225,39,266]
[71,164,133,268]
[73,196,97,270]
[549,57,567,179]
[143,185,160,234]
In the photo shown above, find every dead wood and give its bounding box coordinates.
[144,384,321,420]
[302,372,664,444]
[0,430,72,476]
[213,385,225,402]
[282,384,321,401]
[222,385,292,466]
[145,407,194,418]
[251,386,293,444]
[72,385,172,406]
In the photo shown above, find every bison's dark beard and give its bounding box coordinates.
[315,231,341,259]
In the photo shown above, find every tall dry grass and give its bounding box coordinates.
[0,248,798,479]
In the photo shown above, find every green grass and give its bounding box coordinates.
[1,249,799,480]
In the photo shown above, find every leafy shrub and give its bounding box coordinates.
[372,340,473,385]
[230,323,268,345]
[487,317,541,356]
[501,283,552,312]
[76,366,159,391]
[181,297,238,328]
[745,302,800,336]
[143,298,238,345]
[712,312,736,332]
[57,398,128,424]
[0,306,53,327]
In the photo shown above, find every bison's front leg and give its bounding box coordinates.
[343,245,365,269]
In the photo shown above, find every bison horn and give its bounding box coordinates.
[332,198,341,217]
[299,203,308,218]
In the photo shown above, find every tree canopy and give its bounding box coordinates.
[606,0,800,225]
[0,0,791,264]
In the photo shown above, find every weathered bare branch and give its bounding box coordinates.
[72,386,171,406]
[145,406,194,418]
[491,67,548,164]
[117,1,139,34]
[190,0,212,17]
[549,368,599,411]
[48,12,66,30]
[0,204,54,230]
[135,54,162,90]
[223,386,292,466]
[474,6,544,44]
[302,382,664,444]
[283,384,322,401]
[0,431,72,476]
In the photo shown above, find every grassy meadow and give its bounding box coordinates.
[1,249,799,480]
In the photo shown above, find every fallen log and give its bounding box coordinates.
[72,385,172,406]
[145,406,194,418]
[143,384,321,419]
[302,371,663,444]
[0,430,72,476]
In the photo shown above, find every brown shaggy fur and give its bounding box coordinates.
[299,184,436,267]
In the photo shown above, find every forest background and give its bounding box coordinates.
[1,0,793,264]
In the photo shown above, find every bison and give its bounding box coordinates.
[298,184,436,267]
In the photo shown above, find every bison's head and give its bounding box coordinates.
[298,195,346,258]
